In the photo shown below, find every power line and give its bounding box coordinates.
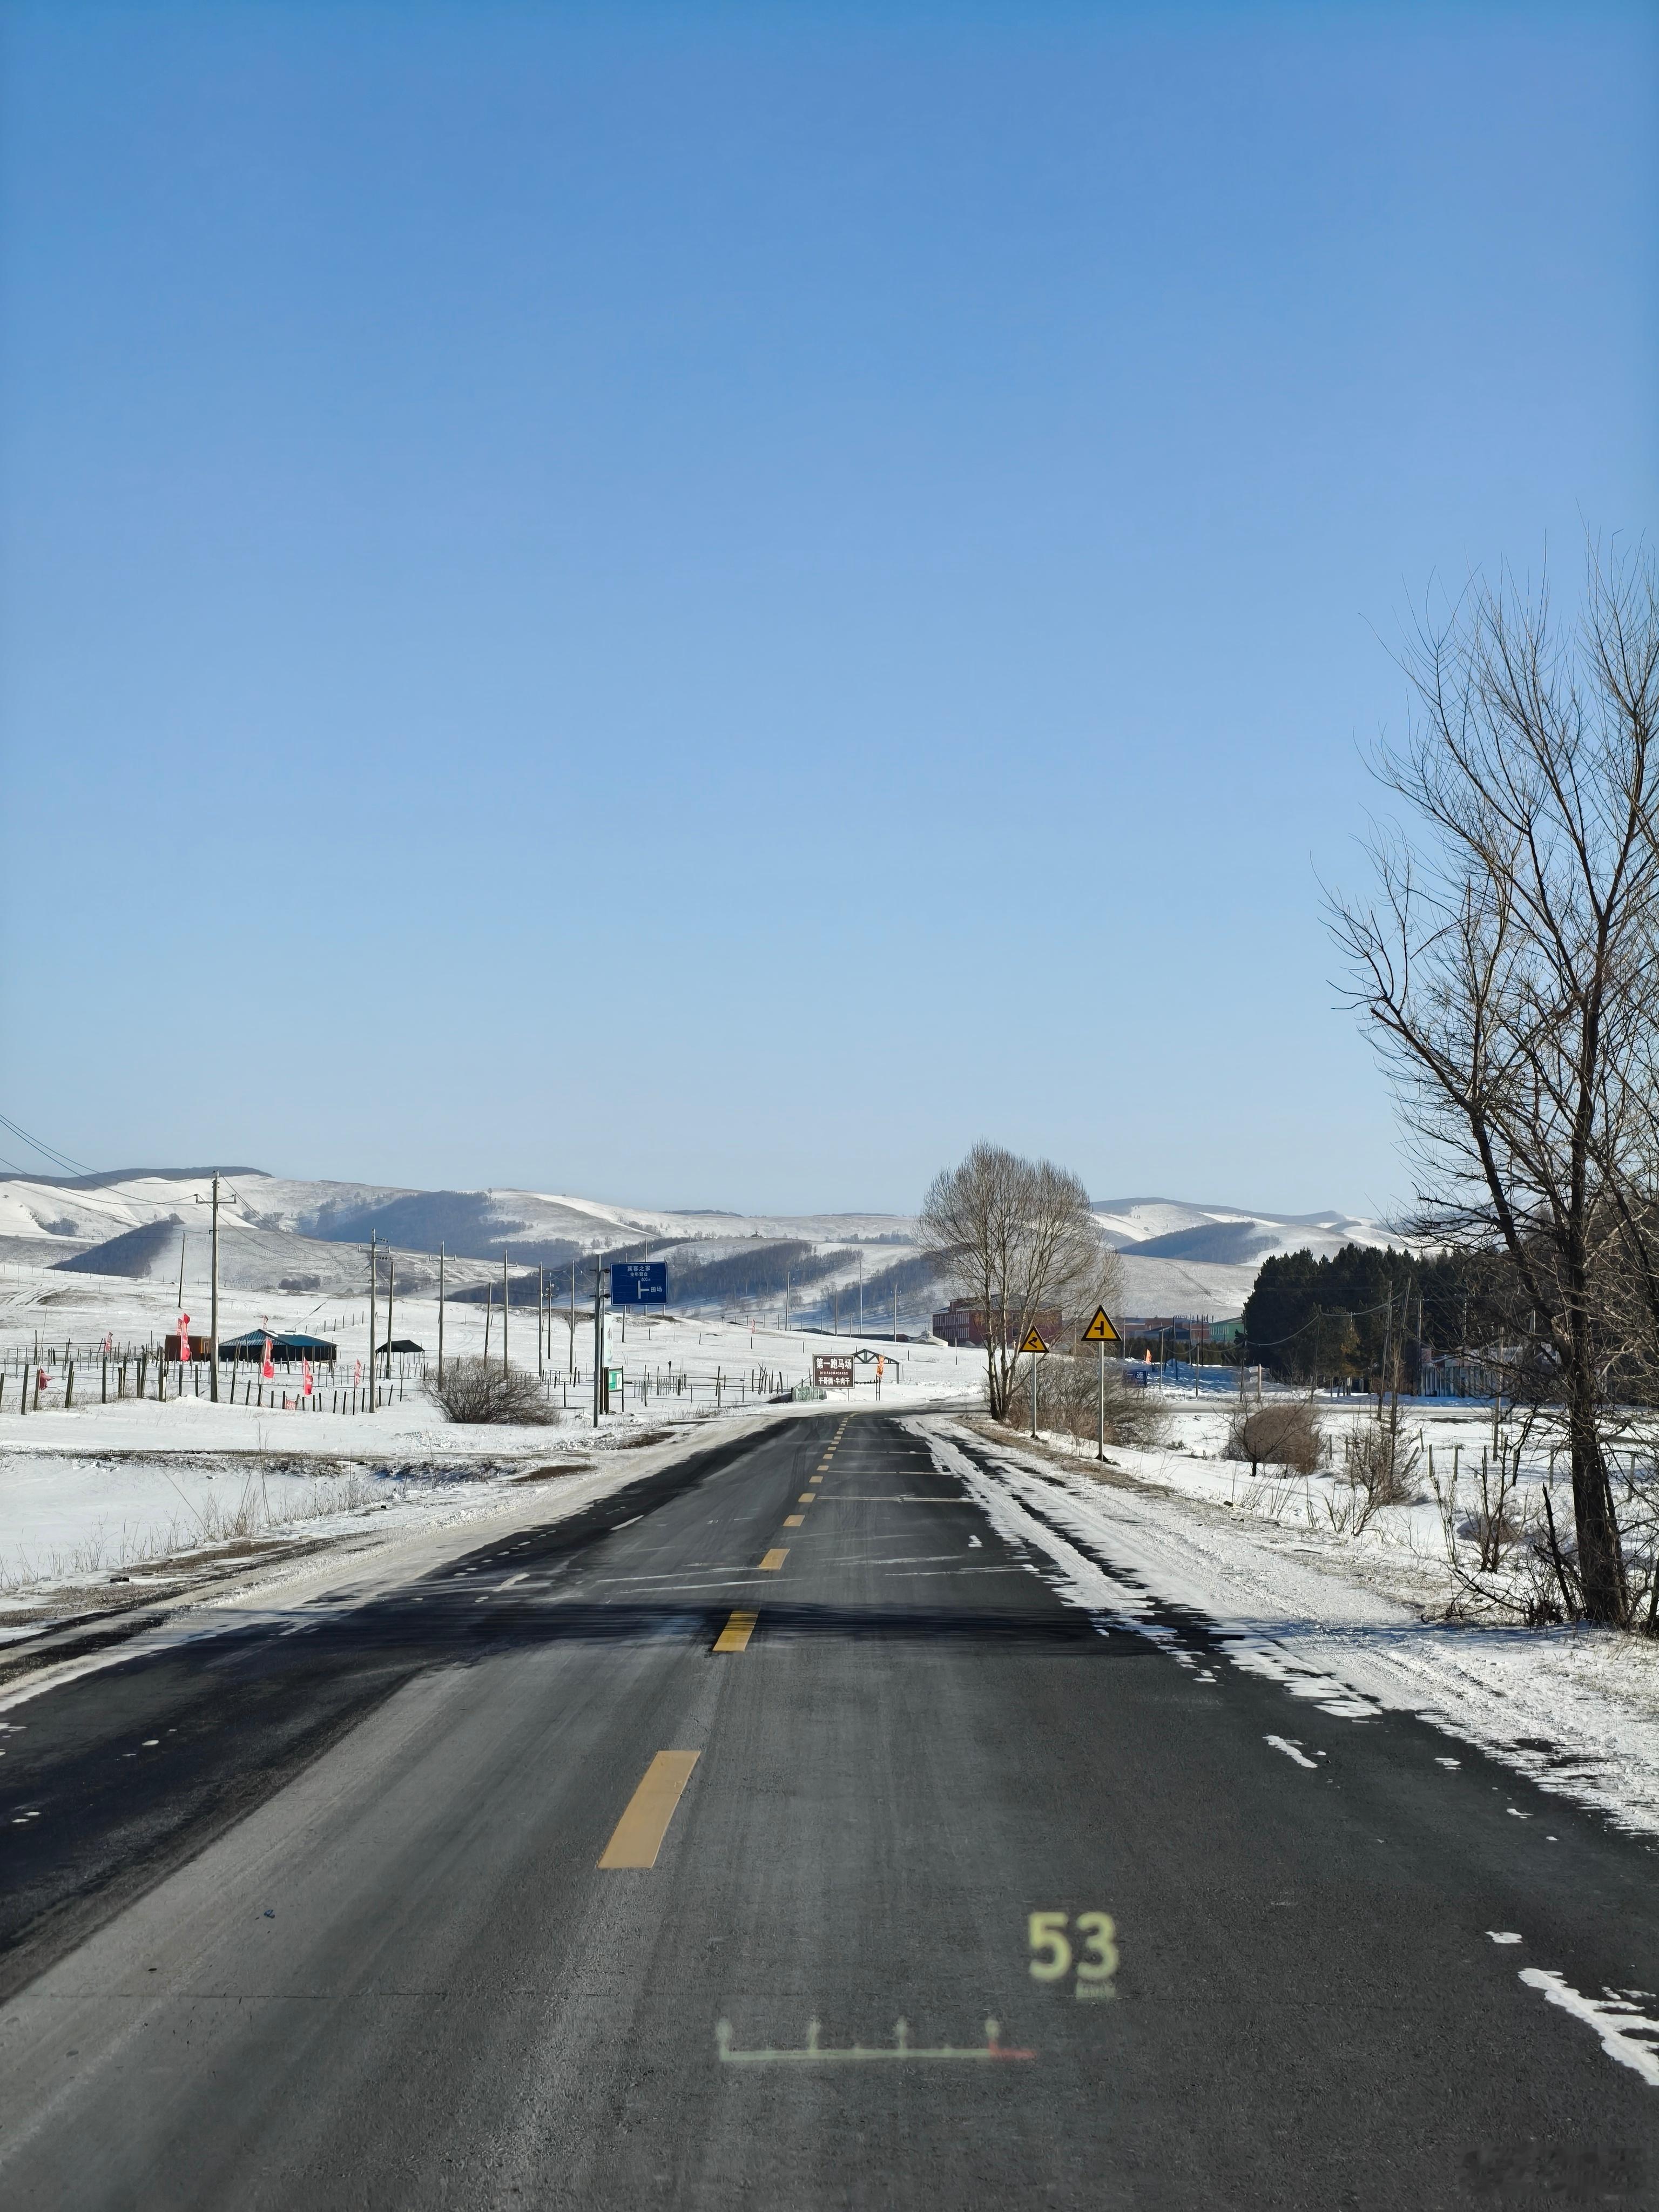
[0,1111,93,1178]
[1245,1293,1410,1350]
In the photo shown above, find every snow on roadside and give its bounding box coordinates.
[916,1415,1659,1841]
[0,1452,555,1617]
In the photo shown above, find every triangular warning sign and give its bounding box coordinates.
[1081,1306,1121,1344]
[1019,1326,1048,1355]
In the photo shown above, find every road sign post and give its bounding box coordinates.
[1081,1306,1123,1460]
[592,1266,608,1426]
[1019,1325,1048,1437]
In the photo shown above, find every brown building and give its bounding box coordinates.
[932,1298,1064,1348]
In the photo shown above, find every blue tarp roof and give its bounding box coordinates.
[219,1328,337,1353]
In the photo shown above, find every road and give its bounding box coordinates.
[1,1410,1657,2208]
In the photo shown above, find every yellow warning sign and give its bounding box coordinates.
[1081,1307,1121,1344]
[1019,1327,1048,1355]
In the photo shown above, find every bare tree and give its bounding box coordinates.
[427,1357,559,1426]
[1330,544,1659,1625]
[918,1142,1112,1421]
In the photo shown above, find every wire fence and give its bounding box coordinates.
[0,1345,875,1417]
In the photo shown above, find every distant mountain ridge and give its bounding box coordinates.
[0,1169,1401,1321]
[1089,1197,1401,1277]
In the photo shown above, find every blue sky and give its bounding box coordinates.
[2,1,1654,1216]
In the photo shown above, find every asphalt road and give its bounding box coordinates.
[2,1410,1657,2209]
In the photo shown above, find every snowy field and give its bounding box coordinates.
[1023,1370,1634,1611]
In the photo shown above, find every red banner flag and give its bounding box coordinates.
[178,1314,191,1364]
[261,1337,275,1381]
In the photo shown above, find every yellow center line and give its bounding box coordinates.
[759,1547,789,1570]
[810,1475,823,1484]
[784,1514,804,1527]
[713,1610,757,1653]
[798,1493,815,1504]
[597,1750,700,1869]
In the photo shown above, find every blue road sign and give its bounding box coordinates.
[610,1261,668,1306]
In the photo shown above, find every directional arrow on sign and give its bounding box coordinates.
[1019,1327,1048,1355]
[1080,1306,1121,1344]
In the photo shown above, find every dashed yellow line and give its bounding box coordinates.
[784,1513,805,1528]
[713,1610,757,1653]
[597,1751,700,1869]
[798,1493,815,1504]
[759,1548,788,1572]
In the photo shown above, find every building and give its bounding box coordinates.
[163,1333,214,1361]
[1418,1348,1518,1399]
[1121,1314,1241,1347]
[218,1329,339,1366]
[931,1298,1064,1348]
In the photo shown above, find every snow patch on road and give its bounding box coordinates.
[1264,1735,1318,1770]
[915,1415,1659,1838]
[915,1420,1384,1722]
[1519,1970,1659,2087]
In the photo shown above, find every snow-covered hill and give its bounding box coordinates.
[1088,1196,1403,1314]
[0,1170,1406,1326]
[1091,1196,1397,1265]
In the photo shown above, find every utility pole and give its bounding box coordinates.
[538,1266,545,1378]
[502,1249,510,1376]
[858,1250,864,1334]
[592,1263,608,1426]
[210,1172,220,1403]
[386,1249,395,1377]
[569,1262,576,1380]
[437,1244,446,1381]
[1382,1289,1394,1422]
[368,1235,378,1411]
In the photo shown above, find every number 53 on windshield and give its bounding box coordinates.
[1029,1910,1119,1995]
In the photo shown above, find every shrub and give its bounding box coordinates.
[1225,1402,1323,1477]
[999,1354,1168,1448]
[1341,1414,1420,1513]
[424,1358,560,1426]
